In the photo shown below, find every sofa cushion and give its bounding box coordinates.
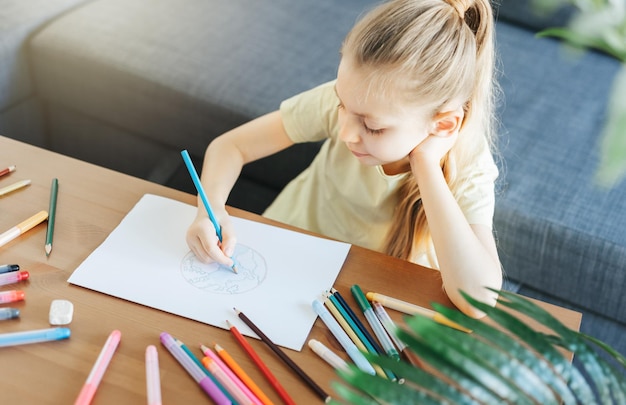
[0,0,89,111]
[29,0,378,166]
[493,22,625,322]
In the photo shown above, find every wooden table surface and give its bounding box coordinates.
[0,135,581,404]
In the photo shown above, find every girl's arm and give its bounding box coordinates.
[186,110,294,265]
[412,152,502,318]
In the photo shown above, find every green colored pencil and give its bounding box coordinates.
[45,178,58,256]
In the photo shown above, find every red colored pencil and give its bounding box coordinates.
[226,320,295,405]
[0,165,15,178]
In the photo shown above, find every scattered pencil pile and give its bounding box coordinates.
[0,164,58,255]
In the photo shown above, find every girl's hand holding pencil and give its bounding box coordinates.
[181,149,237,272]
[186,212,237,267]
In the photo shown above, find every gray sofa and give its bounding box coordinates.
[2,0,624,356]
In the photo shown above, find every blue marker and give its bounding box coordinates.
[181,150,237,273]
[0,264,19,274]
[0,308,20,321]
[0,327,70,347]
[312,299,376,375]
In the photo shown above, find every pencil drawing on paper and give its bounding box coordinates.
[180,244,267,294]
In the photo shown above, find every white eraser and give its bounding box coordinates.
[49,299,74,325]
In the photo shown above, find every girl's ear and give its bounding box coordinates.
[431,107,465,137]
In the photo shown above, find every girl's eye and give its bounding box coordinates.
[337,102,344,110]
[365,125,384,136]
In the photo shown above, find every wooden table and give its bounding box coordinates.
[0,135,581,404]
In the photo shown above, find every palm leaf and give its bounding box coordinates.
[334,289,626,404]
[491,290,626,403]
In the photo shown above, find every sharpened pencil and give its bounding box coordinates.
[227,319,294,405]
[45,178,58,256]
[234,308,331,403]
[214,343,274,405]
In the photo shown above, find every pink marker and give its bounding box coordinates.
[0,270,29,287]
[74,330,122,405]
[0,290,25,304]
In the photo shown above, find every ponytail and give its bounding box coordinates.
[342,0,497,261]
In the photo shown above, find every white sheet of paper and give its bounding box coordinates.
[68,194,351,351]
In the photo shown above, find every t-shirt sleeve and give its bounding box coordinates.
[279,80,339,143]
[454,144,499,228]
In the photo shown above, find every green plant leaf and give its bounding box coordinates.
[359,351,478,405]
[334,288,626,405]
[431,303,577,404]
[331,380,381,405]
[337,367,442,404]
[394,329,504,405]
[404,315,554,404]
[492,290,626,403]
[537,27,626,60]
[460,291,597,403]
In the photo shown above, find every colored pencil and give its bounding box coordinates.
[214,343,275,405]
[202,355,254,405]
[74,330,121,405]
[365,291,471,333]
[234,308,331,403]
[0,179,31,197]
[45,178,58,256]
[312,299,375,375]
[372,301,424,368]
[323,294,389,379]
[0,165,15,177]
[331,288,384,354]
[180,149,237,273]
[227,319,295,405]
[201,344,262,405]
[0,210,48,248]
[351,285,400,361]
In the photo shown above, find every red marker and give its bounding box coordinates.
[0,271,29,287]
[0,290,25,304]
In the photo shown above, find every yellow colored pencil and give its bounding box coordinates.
[366,291,471,333]
[323,294,388,379]
[0,210,48,248]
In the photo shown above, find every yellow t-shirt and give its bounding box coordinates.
[263,81,498,269]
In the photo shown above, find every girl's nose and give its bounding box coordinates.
[338,116,361,144]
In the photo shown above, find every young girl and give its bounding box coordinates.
[186,0,502,318]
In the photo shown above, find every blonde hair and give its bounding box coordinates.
[341,0,497,261]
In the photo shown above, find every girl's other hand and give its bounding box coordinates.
[186,213,237,267]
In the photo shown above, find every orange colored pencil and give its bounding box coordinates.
[214,343,274,405]
[226,320,294,405]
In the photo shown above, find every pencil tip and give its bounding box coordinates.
[226,320,233,328]
[232,265,238,274]
[45,244,52,255]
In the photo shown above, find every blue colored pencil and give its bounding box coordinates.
[331,288,384,354]
[181,150,237,273]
